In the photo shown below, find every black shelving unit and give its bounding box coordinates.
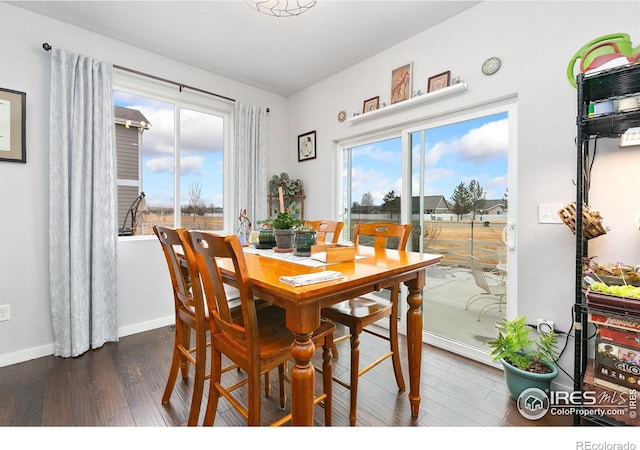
[573,64,640,426]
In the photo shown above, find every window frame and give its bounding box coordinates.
[113,70,235,238]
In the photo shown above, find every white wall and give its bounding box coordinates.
[287,1,640,390]
[0,3,288,366]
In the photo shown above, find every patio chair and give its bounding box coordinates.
[465,255,507,321]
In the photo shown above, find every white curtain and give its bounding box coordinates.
[234,102,267,230]
[49,48,119,357]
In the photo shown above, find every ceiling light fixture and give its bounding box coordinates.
[245,0,316,17]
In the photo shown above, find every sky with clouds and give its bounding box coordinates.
[114,90,224,209]
[116,90,507,213]
[347,112,508,207]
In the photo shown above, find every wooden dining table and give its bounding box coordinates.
[216,244,443,426]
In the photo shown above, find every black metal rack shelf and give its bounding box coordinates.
[580,109,640,137]
[573,63,640,427]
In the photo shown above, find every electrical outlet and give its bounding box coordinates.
[0,304,9,322]
[537,318,554,334]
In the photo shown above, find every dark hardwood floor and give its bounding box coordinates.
[0,324,575,427]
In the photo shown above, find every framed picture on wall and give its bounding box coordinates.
[427,71,451,93]
[0,87,26,163]
[298,130,316,162]
[391,63,412,104]
[363,96,379,113]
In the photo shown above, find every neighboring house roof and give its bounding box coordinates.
[114,106,151,128]
[411,195,451,213]
[410,196,506,214]
[482,199,506,212]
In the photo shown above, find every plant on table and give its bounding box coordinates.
[258,201,303,230]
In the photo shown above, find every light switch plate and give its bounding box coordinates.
[538,204,564,224]
[620,127,640,147]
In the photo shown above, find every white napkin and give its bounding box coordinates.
[279,270,344,287]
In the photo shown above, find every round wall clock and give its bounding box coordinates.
[337,110,346,122]
[482,57,501,75]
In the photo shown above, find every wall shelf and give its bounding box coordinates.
[346,82,468,124]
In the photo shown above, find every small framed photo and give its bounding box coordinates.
[298,130,316,162]
[363,96,380,113]
[0,87,26,163]
[391,63,412,104]
[427,71,451,93]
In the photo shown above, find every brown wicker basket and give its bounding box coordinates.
[557,202,606,239]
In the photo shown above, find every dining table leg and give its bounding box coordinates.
[287,303,320,426]
[405,270,426,417]
[290,331,315,425]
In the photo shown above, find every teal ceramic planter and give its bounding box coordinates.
[500,358,559,400]
[294,230,317,256]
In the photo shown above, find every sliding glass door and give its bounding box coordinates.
[340,100,517,365]
[406,103,515,365]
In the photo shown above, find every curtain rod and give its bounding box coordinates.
[42,43,270,113]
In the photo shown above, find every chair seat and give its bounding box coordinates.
[322,297,392,326]
[218,305,335,364]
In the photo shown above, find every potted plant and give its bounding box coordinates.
[258,201,302,252]
[488,316,560,400]
[293,223,317,257]
[269,172,303,196]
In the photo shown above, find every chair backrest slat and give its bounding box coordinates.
[353,222,411,251]
[154,226,206,323]
[304,220,344,244]
[184,230,258,353]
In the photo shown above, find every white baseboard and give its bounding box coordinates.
[0,315,174,368]
[117,315,175,338]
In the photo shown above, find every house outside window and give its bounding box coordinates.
[115,106,150,235]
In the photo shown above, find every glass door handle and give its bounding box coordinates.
[502,222,515,250]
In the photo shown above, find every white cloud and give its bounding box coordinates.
[144,155,205,176]
[145,157,174,174]
[180,156,206,176]
[125,98,224,158]
[452,119,508,163]
[353,143,400,163]
[349,167,402,205]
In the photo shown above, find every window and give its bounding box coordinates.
[113,73,232,236]
[341,134,403,242]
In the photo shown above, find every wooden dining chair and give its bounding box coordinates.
[304,220,344,244]
[183,230,335,426]
[153,225,209,426]
[321,222,411,426]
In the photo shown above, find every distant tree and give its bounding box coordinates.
[450,182,471,221]
[468,179,486,220]
[382,190,401,217]
[361,191,374,213]
[188,181,204,218]
[502,188,509,211]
